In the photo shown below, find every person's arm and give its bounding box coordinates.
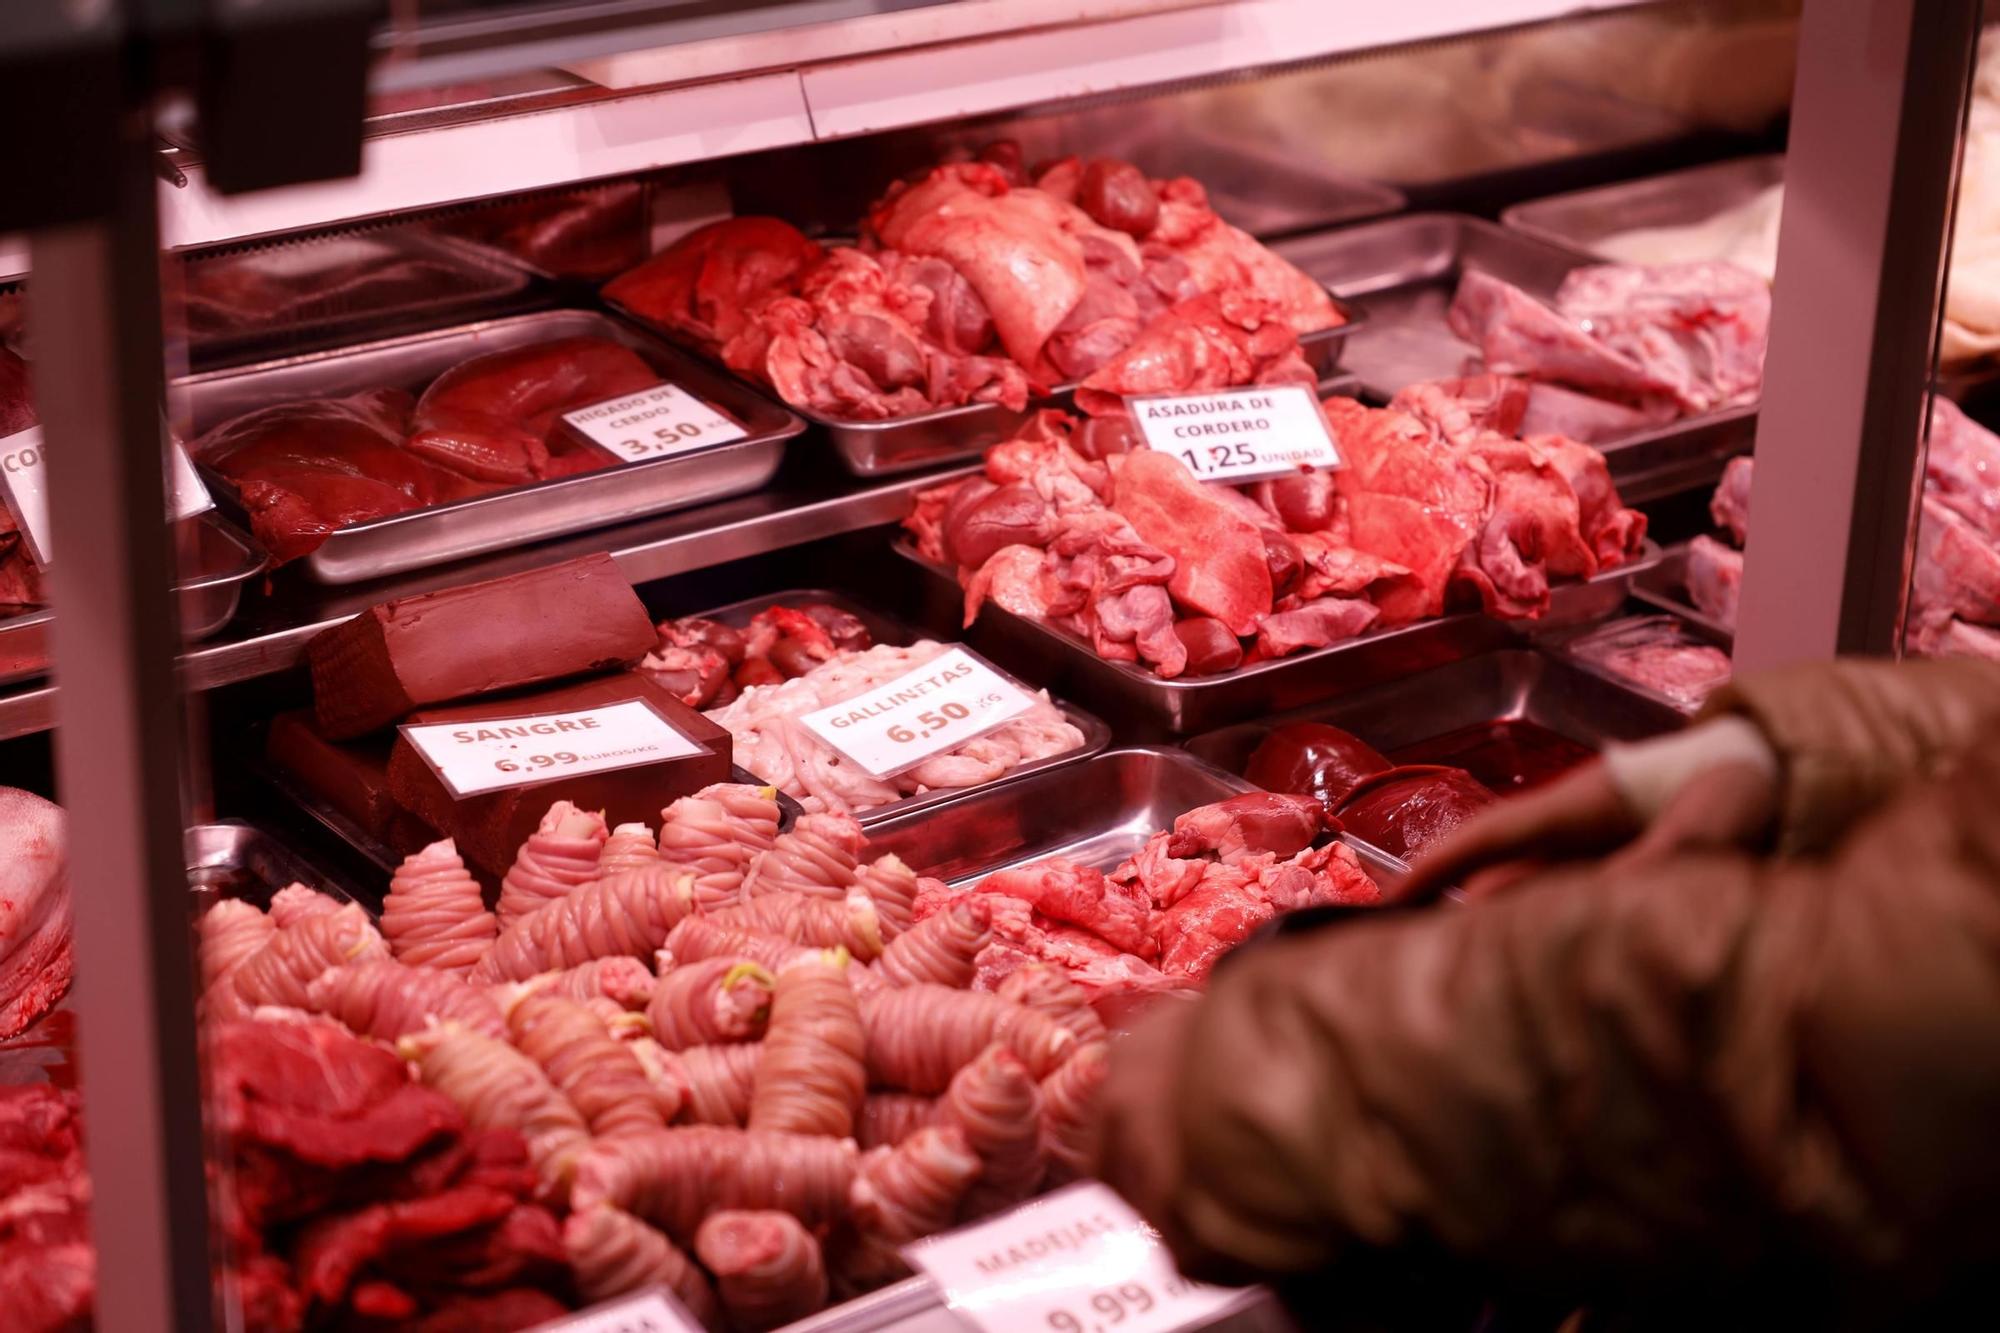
[1098,738,2000,1308]
[1703,656,2000,853]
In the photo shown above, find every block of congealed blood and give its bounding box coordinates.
[386,671,732,876]
[306,552,657,739]
[265,710,437,858]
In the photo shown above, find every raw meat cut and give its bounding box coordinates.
[407,335,659,484]
[1711,454,1754,545]
[1109,448,1272,635]
[1566,616,1735,709]
[1686,534,1744,625]
[0,1084,92,1332]
[1074,291,1318,416]
[194,390,484,563]
[604,217,826,351]
[0,789,68,1040]
[1243,723,1392,814]
[1446,261,1768,419]
[1333,765,1496,859]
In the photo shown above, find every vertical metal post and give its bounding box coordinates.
[29,133,214,1329]
[1733,0,1981,669]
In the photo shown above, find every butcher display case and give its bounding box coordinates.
[5,0,1993,1329]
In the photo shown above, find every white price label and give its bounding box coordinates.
[401,698,705,799]
[531,1289,703,1333]
[797,645,1036,780]
[904,1182,1243,1333]
[562,384,747,463]
[1130,384,1342,484]
[0,426,212,567]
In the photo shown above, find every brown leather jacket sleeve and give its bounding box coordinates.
[1096,729,2000,1311]
[1702,657,2000,854]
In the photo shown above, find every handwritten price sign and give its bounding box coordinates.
[1129,383,1342,484]
[903,1182,1243,1333]
[562,384,746,464]
[798,646,1036,779]
[401,698,704,799]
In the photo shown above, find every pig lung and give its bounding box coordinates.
[0,788,69,1040]
[1110,449,1272,636]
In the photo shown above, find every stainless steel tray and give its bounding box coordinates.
[186,820,368,913]
[1499,154,1785,265]
[1270,214,1757,487]
[1630,542,1737,644]
[177,230,536,368]
[893,538,1659,738]
[668,587,1113,827]
[0,510,267,687]
[176,309,804,584]
[604,291,1366,479]
[1537,608,1736,715]
[863,745,1404,888]
[1183,648,1684,782]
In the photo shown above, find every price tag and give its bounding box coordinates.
[796,645,1036,780]
[529,1288,703,1333]
[0,426,212,568]
[562,384,747,463]
[904,1181,1243,1333]
[400,698,705,799]
[1129,383,1342,484]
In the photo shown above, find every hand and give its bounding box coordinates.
[1389,761,1637,905]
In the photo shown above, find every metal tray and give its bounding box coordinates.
[176,309,804,584]
[177,231,537,368]
[893,538,1659,738]
[668,587,1113,827]
[0,510,267,687]
[1538,608,1736,715]
[1500,154,1785,266]
[604,291,1366,479]
[1270,214,1757,487]
[863,745,1404,889]
[187,819,369,913]
[1183,648,1684,782]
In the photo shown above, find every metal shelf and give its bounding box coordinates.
[0,458,967,740]
[155,0,1650,250]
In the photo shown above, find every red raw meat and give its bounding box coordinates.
[976,861,1155,958]
[0,1240,93,1333]
[603,216,825,348]
[1551,261,1769,415]
[1243,722,1391,816]
[1521,381,1669,443]
[1930,618,2000,659]
[1151,883,1277,981]
[407,336,659,484]
[1110,448,1271,636]
[1165,792,1322,865]
[1913,496,2000,630]
[1144,175,1342,336]
[867,161,1102,373]
[1454,434,1596,618]
[1323,398,1487,623]
[195,390,484,563]
[1711,455,1754,545]
[411,1289,571,1332]
[1389,373,1529,446]
[1686,535,1743,626]
[0,1084,92,1332]
[1074,291,1316,416]
[0,347,35,436]
[1253,595,1379,656]
[208,1018,462,1182]
[0,789,69,1040]
[1449,268,1676,406]
[1927,398,2000,539]
[1336,765,1496,859]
